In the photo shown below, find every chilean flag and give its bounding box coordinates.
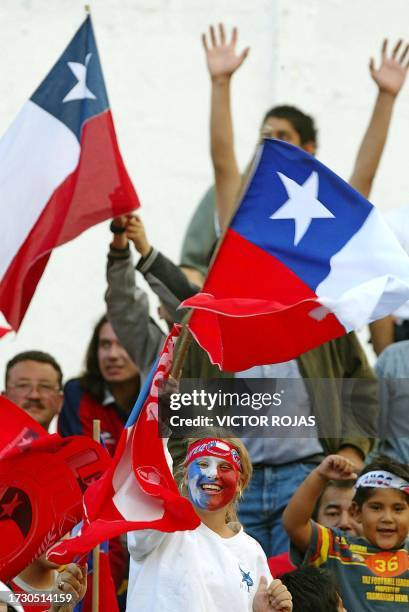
[0,15,139,332]
[47,325,200,564]
[182,139,409,371]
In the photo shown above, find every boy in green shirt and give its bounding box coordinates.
[283,455,409,610]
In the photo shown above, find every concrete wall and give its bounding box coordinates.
[1,0,408,382]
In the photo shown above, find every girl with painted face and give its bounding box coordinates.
[126,437,293,612]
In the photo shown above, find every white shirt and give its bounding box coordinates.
[126,522,272,612]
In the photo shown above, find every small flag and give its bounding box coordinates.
[0,15,139,331]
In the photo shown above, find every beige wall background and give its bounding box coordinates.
[1,0,408,382]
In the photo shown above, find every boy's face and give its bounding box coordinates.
[261,117,302,146]
[260,117,316,155]
[357,488,409,549]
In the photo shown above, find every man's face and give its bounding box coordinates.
[260,116,316,154]
[5,360,62,430]
[97,322,139,384]
[357,488,409,550]
[317,485,360,536]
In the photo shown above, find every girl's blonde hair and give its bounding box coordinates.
[174,434,253,524]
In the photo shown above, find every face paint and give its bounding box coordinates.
[187,456,239,511]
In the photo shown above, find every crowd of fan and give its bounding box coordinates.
[2,23,409,612]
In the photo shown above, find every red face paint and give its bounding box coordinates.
[186,439,242,472]
[187,456,240,511]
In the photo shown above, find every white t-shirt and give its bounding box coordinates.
[126,522,272,612]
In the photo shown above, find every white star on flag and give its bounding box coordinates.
[62,53,97,103]
[270,171,335,245]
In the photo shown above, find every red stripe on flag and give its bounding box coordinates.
[47,327,200,564]
[0,110,139,330]
[0,327,11,338]
[186,228,345,370]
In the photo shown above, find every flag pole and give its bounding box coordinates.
[173,147,261,379]
[92,419,101,612]
[170,323,192,380]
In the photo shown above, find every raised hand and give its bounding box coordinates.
[111,215,128,229]
[125,215,151,257]
[110,214,129,249]
[316,455,358,482]
[202,23,249,81]
[370,39,409,97]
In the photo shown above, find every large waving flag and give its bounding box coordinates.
[0,397,111,582]
[182,139,409,371]
[0,15,139,332]
[48,325,200,564]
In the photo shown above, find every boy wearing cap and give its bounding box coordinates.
[283,455,409,610]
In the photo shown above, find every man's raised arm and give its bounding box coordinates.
[202,24,249,230]
[349,39,408,198]
[283,455,357,553]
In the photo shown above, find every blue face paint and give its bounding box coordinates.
[187,460,209,509]
[187,456,239,511]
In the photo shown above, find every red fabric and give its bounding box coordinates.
[0,326,11,338]
[0,397,46,458]
[58,389,128,586]
[0,110,139,331]
[267,552,295,577]
[48,327,201,564]
[81,551,119,612]
[78,393,125,457]
[184,229,345,371]
[108,537,127,590]
[0,398,111,582]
